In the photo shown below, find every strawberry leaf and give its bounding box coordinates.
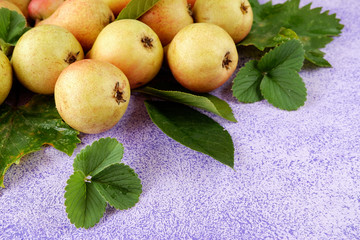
[92,163,142,210]
[73,137,124,177]
[242,0,344,67]
[231,60,264,103]
[64,171,107,229]
[65,138,142,229]
[260,68,306,110]
[0,8,30,56]
[0,95,80,188]
[233,39,307,111]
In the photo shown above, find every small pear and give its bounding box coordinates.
[0,0,25,18]
[28,0,65,22]
[0,51,12,105]
[139,0,193,46]
[5,0,30,18]
[193,0,253,43]
[102,0,131,16]
[37,0,114,52]
[55,59,131,134]
[167,23,238,93]
[87,19,163,89]
[12,25,84,94]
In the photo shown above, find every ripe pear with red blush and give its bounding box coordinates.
[102,0,131,16]
[139,0,193,46]
[37,0,114,52]
[28,0,65,22]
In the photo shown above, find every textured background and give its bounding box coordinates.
[1,0,359,239]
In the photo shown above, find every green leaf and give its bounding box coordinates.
[0,8,30,56]
[64,171,107,229]
[135,86,237,122]
[243,0,344,67]
[65,138,142,229]
[73,137,124,177]
[305,49,331,67]
[257,37,305,72]
[232,60,264,103]
[0,95,80,188]
[272,27,300,44]
[92,163,142,210]
[233,40,307,111]
[145,100,234,168]
[116,0,160,20]
[260,68,306,110]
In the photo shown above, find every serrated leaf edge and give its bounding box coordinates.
[64,171,107,229]
[72,137,123,175]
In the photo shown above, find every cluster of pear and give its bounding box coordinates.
[0,0,253,134]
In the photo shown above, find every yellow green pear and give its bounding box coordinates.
[0,50,12,105]
[55,59,131,134]
[12,25,84,94]
[193,0,253,43]
[87,19,163,89]
[167,23,238,93]
[37,0,114,52]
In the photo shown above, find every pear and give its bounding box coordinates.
[0,0,25,18]
[139,0,193,46]
[0,51,12,105]
[193,0,253,43]
[87,19,163,89]
[54,59,131,134]
[102,0,131,16]
[5,0,30,18]
[12,25,84,94]
[37,0,114,52]
[187,0,196,8]
[28,0,65,22]
[167,23,238,93]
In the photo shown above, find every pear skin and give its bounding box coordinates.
[102,0,131,16]
[12,25,84,94]
[5,0,30,18]
[193,0,253,43]
[28,0,65,22]
[37,0,114,52]
[139,0,193,46]
[167,23,238,93]
[55,59,131,134]
[0,51,12,105]
[0,0,25,18]
[87,19,163,89]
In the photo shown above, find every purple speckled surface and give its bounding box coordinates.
[1,0,360,239]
